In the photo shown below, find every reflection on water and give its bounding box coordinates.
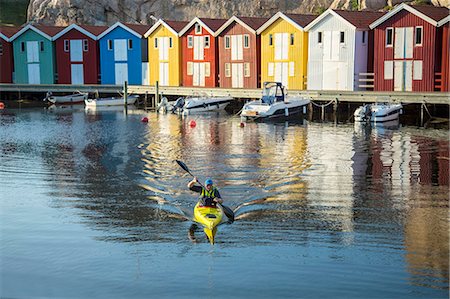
[0,108,448,298]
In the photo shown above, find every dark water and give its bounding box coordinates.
[1,106,448,299]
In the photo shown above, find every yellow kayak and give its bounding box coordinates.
[193,202,224,244]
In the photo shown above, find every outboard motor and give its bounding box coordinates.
[172,97,185,113]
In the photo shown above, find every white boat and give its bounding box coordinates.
[354,103,403,123]
[84,95,139,107]
[45,92,88,105]
[172,95,233,114]
[240,82,310,121]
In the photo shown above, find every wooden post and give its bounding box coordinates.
[123,81,128,113]
[155,81,159,110]
[420,103,424,126]
[144,91,148,110]
[321,104,325,121]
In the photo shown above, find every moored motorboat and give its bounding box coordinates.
[193,202,224,244]
[354,103,403,123]
[172,95,233,114]
[84,95,139,107]
[45,92,88,105]
[240,82,310,121]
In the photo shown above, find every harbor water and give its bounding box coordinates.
[0,106,448,298]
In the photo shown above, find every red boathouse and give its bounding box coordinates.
[0,26,19,83]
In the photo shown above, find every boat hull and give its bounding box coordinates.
[47,93,88,105]
[85,95,139,107]
[178,97,232,115]
[354,104,403,123]
[241,98,310,122]
[193,202,224,244]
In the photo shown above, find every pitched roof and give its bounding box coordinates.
[284,13,317,28]
[215,16,270,35]
[333,10,385,29]
[198,18,228,32]
[0,26,20,41]
[123,23,152,36]
[236,16,270,30]
[165,20,190,33]
[257,12,317,34]
[410,5,449,22]
[33,25,66,37]
[78,24,109,36]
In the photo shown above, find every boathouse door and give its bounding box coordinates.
[115,63,128,85]
[193,36,204,60]
[114,39,128,85]
[231,63,243,88]
[27,41,40,84]
[394,61,413,91]
[70,40,84,84]
[274,62,288,88]
[193,62,205,86]
[71,64,84,84]
[159,62,169,86]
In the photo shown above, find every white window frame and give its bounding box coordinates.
[187,61,193,75]
[83,39,88,52]
[225,63,231,77]
[204,36,210,48]
[415,26,423,47]
[386,28,393,47]
[64,40,69,52]
[244,34,250,48]
[244,62,250,77]
[384,60,393,80]
[205,62,210,77]
[195,23,201,34]
[188,36,193,48]
[225,36,230,49]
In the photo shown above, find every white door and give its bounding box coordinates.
[159,37,169,61]
[114,39,127,61]
[337,62,348,90]
[394,27,413,59]
[71,64,84,84]
[193,36,204,60]
[231,63,243,88]
[193,62,205,86]
[28,64,40,84]
[70,40,83,62]
[274,33,288,60]
[404,28,413,59]
[159,62,169,86]
[405,61,413,91]
[322,61,337,90]
[26,41,39,63]
[323,31,332,61]
[142,62,149,85]
[231,35,243,61]
[394,61,404,91]
[115,63,128,85]
[275,62,288,88]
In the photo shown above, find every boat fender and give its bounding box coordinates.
[141,117,149,123]
[285,107,289,116]
[0,102,4,109]
[189,120,196,127]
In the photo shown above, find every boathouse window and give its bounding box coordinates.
[225,63,231,77]
[40,41,44,52]
[169,37,173,48]
[195,23,201,34]
[187,62,193,75]
[204,36,210,48]
[244,34,250,48]
[83,39,88,51]
[269,34,273,46]
[225,36,230,49]
[318,32,322,44]
[415,27,423,46]
[20,42,25,52]
[107,39,113,50]
[290,33,294,45]
[154,37,158,48]
[384,61,393,80]
[128,39,133,50]
[362,31,366,44]
[386,28,393,47]
[64,40,69,52]
[205,62,210,77]
[188,36,193,48]
[244,62,250,77]
[340,32,345,44]
[413,60,423,80]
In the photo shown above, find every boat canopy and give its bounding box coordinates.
[262,82,285,104]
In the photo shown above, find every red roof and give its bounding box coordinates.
[78,24,109,36]
[198,18,228,32]
[0,26,20,39]
[33,25,66,37]
[334,10,385,29]
[123,23,152,36]
[284,14,317,28]
[165,20,190,33]
[237,16,270,30]
[410,5,449,22]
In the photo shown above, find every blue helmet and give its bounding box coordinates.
[205,179,213,186]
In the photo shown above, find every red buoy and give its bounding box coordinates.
[141,117,149,123]
[240,122,245,127]
[0,102,4,110]
[189,120,196,127]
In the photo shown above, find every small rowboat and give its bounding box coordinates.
[193,202,224,244]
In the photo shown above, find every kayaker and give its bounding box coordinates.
[188,177,223,207]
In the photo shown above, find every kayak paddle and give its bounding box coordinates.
[175,160,235,223]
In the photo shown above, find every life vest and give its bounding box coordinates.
[200,186,219,206]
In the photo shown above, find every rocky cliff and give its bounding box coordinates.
[27,0,449,26]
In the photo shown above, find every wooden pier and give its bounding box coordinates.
[0,83,449,105]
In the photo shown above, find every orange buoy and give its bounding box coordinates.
[189,120,196,127]
[141,117,149,123]
[0,102,4,110]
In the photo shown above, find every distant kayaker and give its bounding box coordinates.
[188,177,223,207]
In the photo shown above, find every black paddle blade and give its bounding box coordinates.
[175,160,192,175]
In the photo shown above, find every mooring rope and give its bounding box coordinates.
[310,99,336,108]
